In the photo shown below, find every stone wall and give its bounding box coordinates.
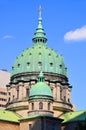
[0,121,19,130]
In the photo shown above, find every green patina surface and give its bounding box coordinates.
[60,110,86,123]
[32,19,47,42]
[30,71,52,97]
[0,109,21,123]
[30,82,52,97]
[11,43,67,77]
[11,16,67,77]
[19,114,61,121]
[19,114,41,121]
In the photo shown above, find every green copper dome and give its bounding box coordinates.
[30,82,52,97]
[11,43,67,77]
[11,13,67,77]
[30,72,52,97]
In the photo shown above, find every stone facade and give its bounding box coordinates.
[6,72,73,117]
[62,122,86,130]
[20,116,63,130]
[0,121,19,130]
[0,7,80,130]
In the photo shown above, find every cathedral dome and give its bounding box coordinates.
[11,12,67,78]
[7,8,72,117]
[11,43,67,77]
[29,72,52,97]
[30,82,52,97]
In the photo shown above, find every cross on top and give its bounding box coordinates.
[38,6,43,19]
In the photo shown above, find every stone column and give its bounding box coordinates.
[10,84,16,101]
[19,82,24,100]
[56,83,61,101]
[23,83,28,98]
[50,82,57,100]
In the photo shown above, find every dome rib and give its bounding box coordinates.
[11,43,67,77]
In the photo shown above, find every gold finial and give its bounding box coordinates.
[38,6,42,19]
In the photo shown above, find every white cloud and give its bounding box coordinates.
[3,35,14,39]
[64,26,86,41]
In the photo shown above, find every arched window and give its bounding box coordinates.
[17,87,19,99]
[18,64,20,68]
[39,102,43,109]
[38,39,39,42]
[60,88,62,100]
[64,96,66,102]
[40,39,42,42]
[48,102,50,110]
[68,98,70,103]
[38,61,42,66]
[50,62,53,67]
[26,88,29,97]
[32,103,34,110]
[12,66,14,70]
[59,64,62,68]
[27,62,30,66]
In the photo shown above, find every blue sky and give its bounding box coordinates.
[0,0,86,111]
